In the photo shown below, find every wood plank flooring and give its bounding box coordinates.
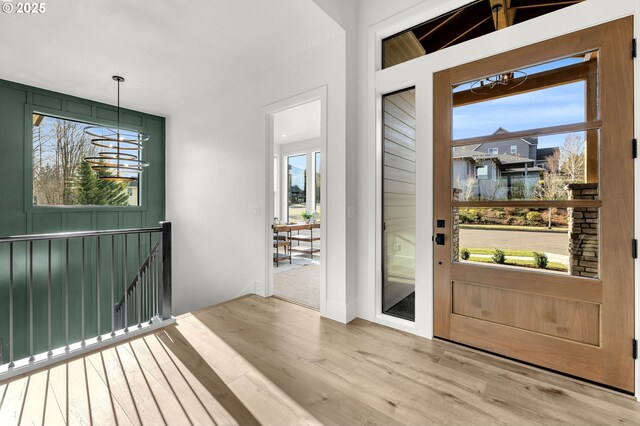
[1,295,639,425]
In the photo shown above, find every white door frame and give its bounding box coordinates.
[367,0,640,397]
[263,86,328,316]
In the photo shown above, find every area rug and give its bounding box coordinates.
[274,264,320,310]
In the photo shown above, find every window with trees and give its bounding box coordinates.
[32,114,140,207]
[287,154,307,221]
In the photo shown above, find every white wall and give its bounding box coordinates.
[166,70,266,315]
[167,5,351,321]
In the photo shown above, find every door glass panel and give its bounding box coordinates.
[453,206,599,278]
[287,154,306,222]
[453,52,597,140]
[453,131,598,201]
[383,88,416,321]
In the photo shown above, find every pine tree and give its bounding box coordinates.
[75,161,130,206]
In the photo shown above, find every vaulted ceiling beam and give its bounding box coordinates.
[489,0,509,31]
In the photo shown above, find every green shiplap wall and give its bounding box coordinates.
[0,79,166,361]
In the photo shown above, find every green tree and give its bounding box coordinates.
[75,161,130,206]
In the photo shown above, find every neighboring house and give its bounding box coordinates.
[127,180,139,206]
[452,127,559,199]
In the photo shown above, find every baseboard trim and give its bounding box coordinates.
[324,299,358,323]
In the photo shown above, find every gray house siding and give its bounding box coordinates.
[477,139,530,156]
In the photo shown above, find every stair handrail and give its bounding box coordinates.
[114,240,161,313]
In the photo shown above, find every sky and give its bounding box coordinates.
[453,57,588,149]
[288,154,306,190]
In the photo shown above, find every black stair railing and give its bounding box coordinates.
[0,221,173,378]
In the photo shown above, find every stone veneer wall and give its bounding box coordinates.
[452,189,461,262]
[566,183,599,278]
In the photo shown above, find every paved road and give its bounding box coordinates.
[459,228,568,256]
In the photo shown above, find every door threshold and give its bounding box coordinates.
[271,295,320,312]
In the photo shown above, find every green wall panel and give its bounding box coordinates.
[0,85,27,213]
[0,79,166,362]
[66,100,92,117]
[32,93,62,110]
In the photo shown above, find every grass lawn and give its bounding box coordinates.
[460,224,567,233]
[466,255,568,272]
[464,248,535,257]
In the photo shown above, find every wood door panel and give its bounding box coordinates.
[451,263,603,304]
[452,281,600,345]
[448,315,626,389]
[433,18,634,392]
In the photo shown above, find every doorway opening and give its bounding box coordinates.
[268,97,324,311]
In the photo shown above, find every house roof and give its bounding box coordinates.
[536,147,559,161]
[452,150,534,166]
[491,127,538,146]
[501,166,546,174]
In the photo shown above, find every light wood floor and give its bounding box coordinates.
[1,295,639,425]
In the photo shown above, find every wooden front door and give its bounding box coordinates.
[433,18,635,392]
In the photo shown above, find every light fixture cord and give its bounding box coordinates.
[117,79,121,178]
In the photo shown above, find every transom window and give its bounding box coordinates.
[382,0,585,69]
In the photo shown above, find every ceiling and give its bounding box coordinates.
[273,100,321,145]
[0,0,341,118]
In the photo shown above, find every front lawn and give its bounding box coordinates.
[466,255,568,272]
[460,224,567,233]
[461,247,568,272]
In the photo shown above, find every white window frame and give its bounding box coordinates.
[488,147,499,155]
[475,165,489,179]
[511,145,518,154]
[313,151,321,213]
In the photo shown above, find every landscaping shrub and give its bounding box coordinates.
[533,252,548,269]
[459,210,470,223]
[526,211,543,223]
[504,207,516,216]
[460,248,470,260]
[492,248,506,264]
[468,209,480,221]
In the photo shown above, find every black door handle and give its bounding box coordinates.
[435,233,445,245]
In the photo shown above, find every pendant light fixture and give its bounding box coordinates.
[84,76,149,182]
[470,70,528,95]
